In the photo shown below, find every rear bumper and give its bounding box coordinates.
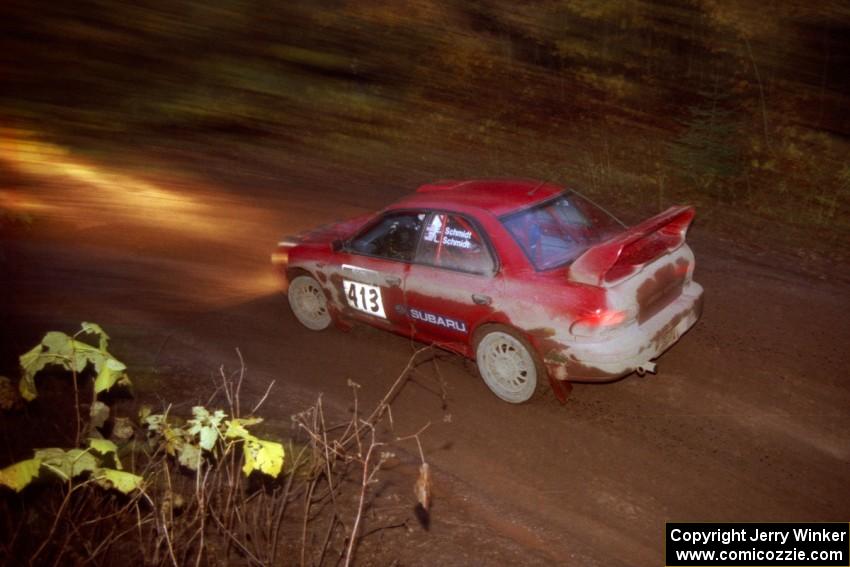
[545,281,704,382]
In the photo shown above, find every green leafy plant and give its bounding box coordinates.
[1,323,285,495]
[18,321,129,401]
[0,438,142,494]
[0,323,139,494]
[18,322,131,447]
[141,405,285,478]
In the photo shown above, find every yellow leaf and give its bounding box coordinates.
[178,444,202,471]
[89,438,122,469]
[18,344,45,401]
[94,358,128,394]
[88,438,117,455]
[242,438,284,478]
[81,322,110,351]
[94,468,142,494]
[0,458,42,492]
[18,377,38,402]
[162,427,184,457]
[67,449,99,477]
[225,417,263,440]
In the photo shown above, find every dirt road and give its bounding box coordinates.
[3,154,849,565]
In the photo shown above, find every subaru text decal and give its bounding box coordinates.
[408,308,468,333]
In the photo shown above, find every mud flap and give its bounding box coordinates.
[548,375,573,404]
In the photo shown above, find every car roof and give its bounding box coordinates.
[388,179,564,217]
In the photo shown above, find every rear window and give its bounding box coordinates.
[501,192,623,270]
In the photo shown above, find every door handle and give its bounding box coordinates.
[385,276,402,286]
[472,294,492,305]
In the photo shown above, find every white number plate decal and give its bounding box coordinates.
[343,279,386,319]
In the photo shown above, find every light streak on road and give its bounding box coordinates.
[1,128,285,308]
[1,128,221,237]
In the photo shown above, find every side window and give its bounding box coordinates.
[349,212,424,262]
[416,213,495,274]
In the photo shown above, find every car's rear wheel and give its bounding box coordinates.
[474,326,543,403]
[288,275,332,331]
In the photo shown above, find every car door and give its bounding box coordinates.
[404,212,501,352]
[336,211,425,335]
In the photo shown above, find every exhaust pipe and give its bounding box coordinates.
[636,361,657,376]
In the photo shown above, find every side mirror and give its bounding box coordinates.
[331,239,344,252]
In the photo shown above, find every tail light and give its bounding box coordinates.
[570,308,633,338]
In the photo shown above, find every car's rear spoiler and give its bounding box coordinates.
[568,206,695,286]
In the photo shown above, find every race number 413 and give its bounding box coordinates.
[343,279,386,319]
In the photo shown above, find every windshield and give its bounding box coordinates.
[500,191,624,270]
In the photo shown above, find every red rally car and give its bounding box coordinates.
[274,179,704,404]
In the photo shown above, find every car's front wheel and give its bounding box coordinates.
[288,275,332,331]
[474,326,543,403]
